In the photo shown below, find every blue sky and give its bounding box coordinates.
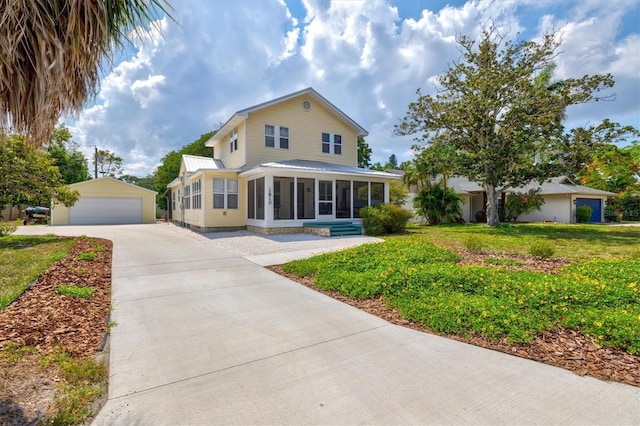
[66,0,640,176]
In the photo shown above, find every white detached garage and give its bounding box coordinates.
[52,177,157,225]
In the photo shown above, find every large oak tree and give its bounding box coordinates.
[395,27,614,225]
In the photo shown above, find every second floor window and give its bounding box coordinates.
[265,124,289,149]
[322,133,342,155]
[230,128,238,153]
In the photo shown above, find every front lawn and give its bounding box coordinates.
[0,234,75,310]
[282,225,640,356]
[406,223,640,260]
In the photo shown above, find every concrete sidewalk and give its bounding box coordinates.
[16,224,640,424]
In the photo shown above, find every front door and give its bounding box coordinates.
[318,180,333,220]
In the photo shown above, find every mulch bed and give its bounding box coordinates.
[269,256,640,387]
[0,237,112,357]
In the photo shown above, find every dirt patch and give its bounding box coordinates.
[0,237,112,425]
[269,256,640,388]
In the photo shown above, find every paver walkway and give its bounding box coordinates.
[16,224,640,424]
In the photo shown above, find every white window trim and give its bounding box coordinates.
[213,178,239,210]
[265,124,289,149]
[321,132,342,155]
[230,128,238,153]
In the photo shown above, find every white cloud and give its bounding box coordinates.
[66,0,639,176]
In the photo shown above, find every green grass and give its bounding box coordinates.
[0,235,75,310]
[406,223,640,260]
[56,284,97,299]
[41,348,108,425]
[77,252,96,261]
[283,227,640,353]
[483,258,524,267]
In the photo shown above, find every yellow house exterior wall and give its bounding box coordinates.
[216,122,247,170]
[171,172,246,231]
[221,95,359,169]
[51,178,156,225]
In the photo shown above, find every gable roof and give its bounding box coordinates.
[444,175,616,196]
[69,176,157,194]
[206,87,368,147]
[239,159,400,179]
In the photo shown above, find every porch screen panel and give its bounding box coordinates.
[371,182,384,206]
[274,176,294,220]
[248,180,255,219]
[353,181,368,218]
[319,180,333,215]
[336,180,351,218]
[297,178,315,220]
[256,177,265,220]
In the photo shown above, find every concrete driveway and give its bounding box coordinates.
[15,224,640,424]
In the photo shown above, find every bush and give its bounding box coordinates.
[414,183,463,224]
[475,210,487,223]
[528,240,555,259]
[360,204,413,236]
[0,222,17,237]
[576,205,592,223]
[464,235,484,253]
[504,189,545,222]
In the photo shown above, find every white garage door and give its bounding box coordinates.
[69,197,143,225]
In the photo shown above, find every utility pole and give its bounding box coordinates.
[94,146,98,179]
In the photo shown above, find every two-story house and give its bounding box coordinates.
[167,87,399,234]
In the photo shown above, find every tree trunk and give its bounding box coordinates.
[485,184,500,226]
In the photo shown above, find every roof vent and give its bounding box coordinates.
[302,100,312,111]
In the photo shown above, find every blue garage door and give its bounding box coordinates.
[575,198,601,222]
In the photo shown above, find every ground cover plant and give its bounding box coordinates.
[281,224,640,385]
[0,235,112,424]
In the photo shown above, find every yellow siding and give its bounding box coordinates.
[51,178,156,225]
[216,123,247,169]
[203,172,246,228]
[245,95,358,168]
[173,172,246,229]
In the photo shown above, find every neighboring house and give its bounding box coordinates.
[507,176,616,223]
[406,175,616,224]
[166,87,400,234]
[51,177,157,225]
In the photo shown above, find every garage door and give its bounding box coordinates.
[575,198,602,223]
[69,198,143,225]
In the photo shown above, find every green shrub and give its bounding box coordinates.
[360,204,412,236]
[528,240,555,259]
[576,205,592,223]
[464,235,484,253]
[413,184,463,224]
[504,189,545,222]
[0,222,17,237]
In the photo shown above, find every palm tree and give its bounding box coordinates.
[0,0,172,145]
[413,183,463,225]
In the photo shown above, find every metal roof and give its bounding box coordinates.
[182,155,225,172]
[240,159,400,179]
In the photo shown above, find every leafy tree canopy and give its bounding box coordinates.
[46,125,92,184]
[0,133,79,209]
[154,131,214,209]
[395,26,614,225]
[95,149,124,178]
[357,136,372,168]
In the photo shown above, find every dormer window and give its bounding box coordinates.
[230,128,238,153]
